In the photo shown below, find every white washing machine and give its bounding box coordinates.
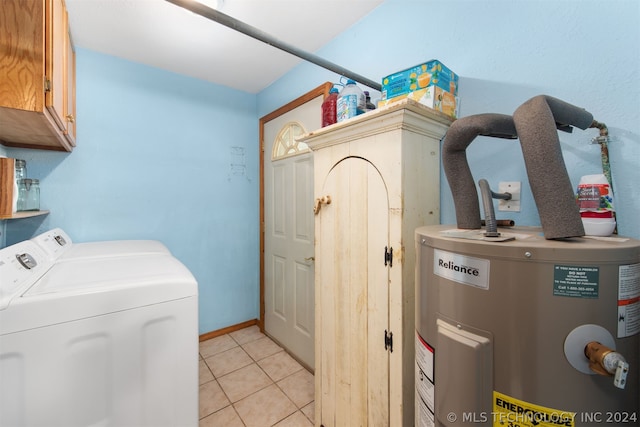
[0,238,199,427]
[31,227,171,262]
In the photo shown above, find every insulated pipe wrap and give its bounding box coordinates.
[513,95,593,239]
[442,114,517,229]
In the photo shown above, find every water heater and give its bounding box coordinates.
[414,225,639,426]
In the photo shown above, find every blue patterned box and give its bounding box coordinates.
[381,60,458,100]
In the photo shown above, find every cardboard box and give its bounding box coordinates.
[382,59,458,99]
[378,86,459,118]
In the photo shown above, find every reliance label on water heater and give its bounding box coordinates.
[434,249,490,289]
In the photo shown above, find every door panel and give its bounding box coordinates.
[262,85,330,369]
[318,157,390,426]
[273,255,286,318]
[265,148,315,367]
[272,163,286,236]
[294,261,313,336]
[292,157,314,339]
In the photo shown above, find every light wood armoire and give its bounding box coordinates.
[299,99,453,427]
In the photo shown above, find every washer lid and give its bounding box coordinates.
[23,253,195,297]
[31,228,171,261]
[0,240,53,311]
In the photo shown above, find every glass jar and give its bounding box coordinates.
[17,178,40,211]
[13,159,27,212]
[14,159,27,181]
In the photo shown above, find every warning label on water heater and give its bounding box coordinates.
[618,263,640,338]
[553,265,599,298]
[415,332,435,427]
[493,391,575,427]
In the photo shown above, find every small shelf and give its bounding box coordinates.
[0,210,49,220]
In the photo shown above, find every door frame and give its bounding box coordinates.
[258,82,333,331]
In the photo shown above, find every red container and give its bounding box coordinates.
[321,88,339,127]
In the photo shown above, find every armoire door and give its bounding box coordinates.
[317,156,391,426]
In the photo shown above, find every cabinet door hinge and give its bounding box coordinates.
[44,77,51,92]
[384,329,393,352]
[384,246,393,267]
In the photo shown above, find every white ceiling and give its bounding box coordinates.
[65,0,384,93]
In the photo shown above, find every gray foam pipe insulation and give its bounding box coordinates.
[442,95,594,240]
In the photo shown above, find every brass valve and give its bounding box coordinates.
[584,341,629,389]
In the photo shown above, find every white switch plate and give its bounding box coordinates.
[498,181,521,212]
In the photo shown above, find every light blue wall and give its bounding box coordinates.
[5,49,260,334]
[258,0,640,239]
[3,0,638,336]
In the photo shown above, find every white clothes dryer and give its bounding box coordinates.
[0,239,199,427]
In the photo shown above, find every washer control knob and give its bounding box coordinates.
[16,253,38,270]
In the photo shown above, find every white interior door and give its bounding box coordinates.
[262,89,325,369]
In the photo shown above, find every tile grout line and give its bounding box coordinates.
[199,330,314,426]
[200,334,288,423]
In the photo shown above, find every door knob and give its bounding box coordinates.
[314,195,331,214]
[305,256,315,262]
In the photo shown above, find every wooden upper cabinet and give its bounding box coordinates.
[0,0,76,151]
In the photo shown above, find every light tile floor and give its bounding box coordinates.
[199,325,314,427]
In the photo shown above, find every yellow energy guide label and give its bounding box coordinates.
[493,391,575,427]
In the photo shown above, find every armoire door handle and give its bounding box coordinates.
[314,195,331,214]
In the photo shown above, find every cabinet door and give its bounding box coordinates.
[0,0,74,151]
[47,0,75,145]
[65,21,76,145]
[317,156,390,426]
[46,0,66,130]
[0,0,45,112]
